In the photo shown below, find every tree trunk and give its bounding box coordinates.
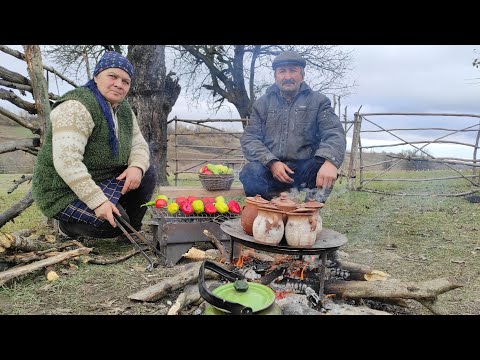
[23,45,51,145]
[127,45,181,186]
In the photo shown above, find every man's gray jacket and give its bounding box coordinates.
[241,82,346,169]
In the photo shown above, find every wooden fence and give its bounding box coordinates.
[167,103,354,186]
[347,112,480,196]
[167,117,246,186]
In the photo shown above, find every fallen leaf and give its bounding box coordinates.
[131,265,146,272]
[39,283,53,292]
[44,234,56,243]
[46,271,59,282]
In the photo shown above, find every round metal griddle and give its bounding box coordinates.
[220,218,347,256]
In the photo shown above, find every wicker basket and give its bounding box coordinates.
[198,174,235,191]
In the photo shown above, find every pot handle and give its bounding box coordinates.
[198,260,253,315]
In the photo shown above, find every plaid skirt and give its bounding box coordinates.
[55,177,125,226]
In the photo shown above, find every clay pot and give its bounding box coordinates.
[302,201,324,239]
[240,195,270,235]
[284,208,317,248]
[271,192,299,224]
[252,204,285,246]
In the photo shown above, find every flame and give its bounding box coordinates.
[299,263,308,280]
[235,255,244,267]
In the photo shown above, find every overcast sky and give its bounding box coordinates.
[2,45,479,158]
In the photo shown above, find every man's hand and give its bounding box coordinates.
[94,200,121,227]
[116,166,143,194]
[270,161,295,184]
[316,160,338,189]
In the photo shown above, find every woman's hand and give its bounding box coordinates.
[94,200,121,227]
[116,166,143,194]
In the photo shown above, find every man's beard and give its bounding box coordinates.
[280,87,298,99]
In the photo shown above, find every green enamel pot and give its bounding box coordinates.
[199,260,281,315]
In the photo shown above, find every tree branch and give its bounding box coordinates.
[0,190,34,228]
[0,88,36,114]
[7,175,33,194]
[0,45,78,87]
[0,138,40,155]
[0,80,59,100]
[0,106,41,134]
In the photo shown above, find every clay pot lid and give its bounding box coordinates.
[271,192,298,210]
[257,203,284,213]
[288,207,316,215]
[303,201,325,209]
[245,194,270,205]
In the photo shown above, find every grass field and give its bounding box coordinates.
[0,170,479,315]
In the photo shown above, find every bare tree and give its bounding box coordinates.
[43,45,125,82]
[169,45,356,123]
[127,45,181,185]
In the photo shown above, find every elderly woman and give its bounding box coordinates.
[32,51,155,239]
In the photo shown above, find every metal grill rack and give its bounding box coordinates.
[144,207,240,266]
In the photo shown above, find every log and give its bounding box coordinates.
[336,260,390,281]
[277,294,323,315]
[325,277,463,301]
[87,246,149,265]
[0,247,92,286]
[7,175,33,194]
[323,302,392,315]
[0,88,36,114]
[242,249,275,262]
[1,240,85,264]
[128,261,220,302]
[0,138,41,155]
[0,190,34,229]
[168,284,201,315]
[203,230,228,261]
[0,106,41,134]
[0,229,66,253]
[167,281,221,315]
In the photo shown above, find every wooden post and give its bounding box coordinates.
[174,116,178,186]
[347,112,362,190]
[473,119,480,184]
[23,45,51,145]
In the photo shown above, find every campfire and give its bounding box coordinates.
[128,233,463,315]
[128,188,463,315]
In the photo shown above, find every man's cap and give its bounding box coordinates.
[93,51,134,80]
[272,51,306,70]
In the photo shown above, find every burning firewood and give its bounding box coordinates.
[336,260,390,281]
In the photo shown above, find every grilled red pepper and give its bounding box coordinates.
[227,200,241,214]
[204,203,217,214]
[180,201,194,215]
[202,197,216,205]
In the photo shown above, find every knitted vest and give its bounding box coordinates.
[32,87,133,218]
